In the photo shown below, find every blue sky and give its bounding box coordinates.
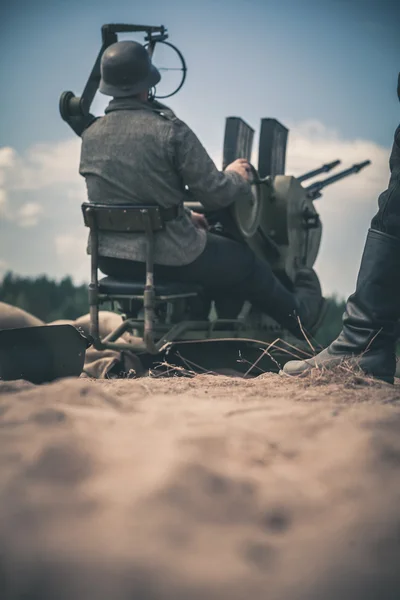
[0,0,399,298]
[2,0,399,149]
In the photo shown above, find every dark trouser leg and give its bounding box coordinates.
[283,123,400,383]
[98,233,323,339]
[371,125,400,237]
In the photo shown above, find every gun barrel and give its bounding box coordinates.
[305,160,371,199]
[297,160,341,183]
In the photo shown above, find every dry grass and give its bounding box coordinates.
[295,362,383,388]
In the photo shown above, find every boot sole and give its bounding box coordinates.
[279,366,394,385]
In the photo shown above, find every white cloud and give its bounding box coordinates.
[0,147,16,169]
[0,147,17,218]
[0,138,84,228]
[55,232,86,256]
[16,202,44,228]
[54,231,89,285]
[0,189,7,214]
[6,138,82,191]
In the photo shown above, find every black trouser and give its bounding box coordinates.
[98,233,302,334]
[371,125,400,237]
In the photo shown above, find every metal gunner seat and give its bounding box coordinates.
[81,202,201,354]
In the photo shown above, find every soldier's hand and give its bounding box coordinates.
[191,211,209,230]
[225,158,251,181]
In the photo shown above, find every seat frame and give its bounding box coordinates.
[82,202,199,354]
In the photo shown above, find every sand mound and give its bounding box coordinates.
[1,373,400,599]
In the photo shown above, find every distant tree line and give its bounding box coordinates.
[0,272,90,323]
[0,271,346,345]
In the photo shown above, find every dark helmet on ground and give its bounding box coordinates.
[99,41,161,98]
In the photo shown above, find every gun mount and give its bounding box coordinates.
[186,118,371,286]
[59,23,373,374]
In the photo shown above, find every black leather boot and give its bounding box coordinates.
[282,229,400,383]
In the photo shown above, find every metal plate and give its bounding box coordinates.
[258,118,288,178]
[223,117,255,170]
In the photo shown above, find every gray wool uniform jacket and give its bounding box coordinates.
[79,97,253,266]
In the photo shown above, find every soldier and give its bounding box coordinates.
[79,40,324,339]
[283,75,400,383]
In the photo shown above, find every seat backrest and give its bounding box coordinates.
[81,203,165,233]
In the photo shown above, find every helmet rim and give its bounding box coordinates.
[99,41,161,98]
[99,63,160,97]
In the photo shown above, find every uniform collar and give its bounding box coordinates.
[105,96,176,119]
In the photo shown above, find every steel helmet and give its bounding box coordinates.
[99,41,161,98]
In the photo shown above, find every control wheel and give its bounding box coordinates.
[231,163,263,238]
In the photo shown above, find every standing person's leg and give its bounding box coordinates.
[371,124,400,238]
[283,120,400,383]
[98,233,324,339]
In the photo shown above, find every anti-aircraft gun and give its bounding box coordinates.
[185,117,370,318]
[58,23,372,374]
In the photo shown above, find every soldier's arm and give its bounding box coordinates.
[170,119,253,210]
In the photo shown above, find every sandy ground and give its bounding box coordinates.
[1,370,400,599]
